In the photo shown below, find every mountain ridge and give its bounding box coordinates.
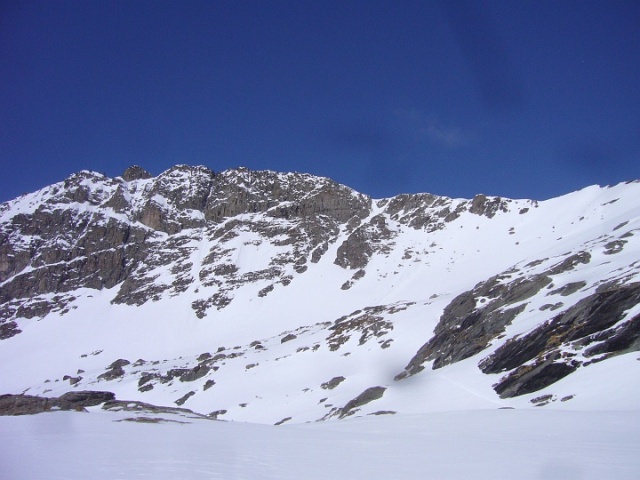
[1,165,639,423]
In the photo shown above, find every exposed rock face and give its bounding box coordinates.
[479,283,640,397]
[0,391,115,416]
[121,165,152,182]
[1,165,640,417]
[397,271,554,377]
[0,165,527,327]
[395,248,640,396]
[0,166,372,323]
[338,386,386,418]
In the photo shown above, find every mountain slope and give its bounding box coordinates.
[1,165,639,423]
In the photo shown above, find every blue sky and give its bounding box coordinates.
[1,0,638,202]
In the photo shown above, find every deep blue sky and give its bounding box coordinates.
[1,0,639,202]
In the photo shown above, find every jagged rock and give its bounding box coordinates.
[547,252,591,275]
[327,307,394,351]
[175,391,196,406]
[0,321,20,339]
[584,314,640,358]
[2,165,640,418]
[548,281,587,297]
[57,391,116,407]
[468,194,509,218]
[122,165,152,181]
[281,333,297,343]
[493,357,579,398]
[98,359,130,381]
[321,376,345,390]
[179,364,210,382]
[339,386,386,418]
[138,373,157,387]
[0,391,115,416]
[0,394,51,415]
[208,409,227,419]
[103,399,209,419]
[274,416,292,425]
[397,272,552,377]
[603,240,626,255]
[479,283,640,397]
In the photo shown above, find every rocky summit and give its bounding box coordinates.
[1,165,639,422]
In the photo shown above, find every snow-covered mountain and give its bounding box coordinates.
[1,165,639,424]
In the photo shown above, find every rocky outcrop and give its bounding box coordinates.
[0,166,373,323]
[479,282,640,397]
[396,271,552,378]
[338,386,386,418]
[121,165,152,181]
[0,391,115,416]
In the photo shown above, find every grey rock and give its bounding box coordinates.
[479,283,640,397]
[397,272,551,377]
[175,391,196,406]
[179,364,210,382]
[321,376,345,390]
[122,165,152,181]
[281,333,297,343]
[339,386,386,418]
[0,390,115,416]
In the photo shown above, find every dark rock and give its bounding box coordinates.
[539,302,563,311]
[281,333,297,343]
[548,281,587,297]
[98,359,130,381]
[584,313,640,358]
[122,165,152,181]
[0,390,115,416]
[339,386,386,418]
[603,240,626,255]
[138,373,156,387]
[468,194,509,218]
[334,228,373,270]
[0,320,21,339]
[479,283,640,397]
[530,394,554,406]
[0,394,51,415]
[180,364,210,382]
[397,267,565,379]
[327,307,394,352]
[108,359,131,369]
[56,390,115,407]
[175,391,196,406]
[547,252,591,275]
[321,376,345,390]
[208,409,227,419]
[493,359,578,398]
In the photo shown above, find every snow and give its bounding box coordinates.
[1,409,638,480]
[2,172,640,478]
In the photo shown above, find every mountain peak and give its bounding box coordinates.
[122,165,152,181]
[1,165,639,423]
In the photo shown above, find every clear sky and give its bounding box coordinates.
[1,0,638,202]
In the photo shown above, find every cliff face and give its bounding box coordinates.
[1,165,639,421]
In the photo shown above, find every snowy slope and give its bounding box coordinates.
[1,166,639,425]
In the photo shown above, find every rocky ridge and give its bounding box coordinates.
[1,165,639,422]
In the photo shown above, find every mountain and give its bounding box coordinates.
[1,165,639,424]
